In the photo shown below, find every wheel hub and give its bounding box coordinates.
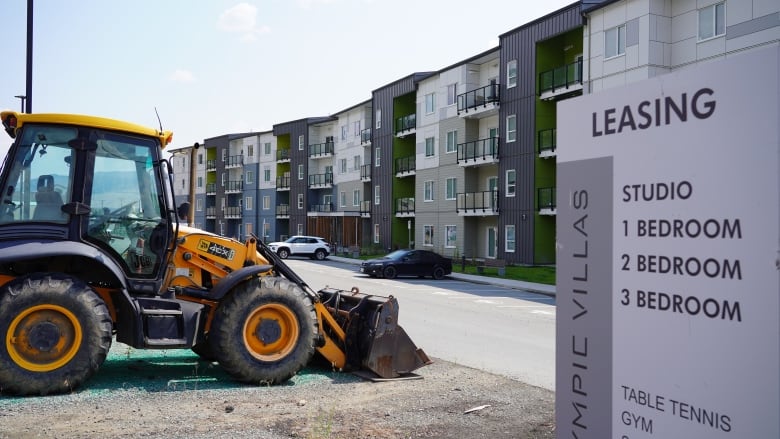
[256,319,282,345]
[27,321,61,352]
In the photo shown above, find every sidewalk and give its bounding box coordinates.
[327,255,556,297]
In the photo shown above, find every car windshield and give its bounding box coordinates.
[383,250,408,260]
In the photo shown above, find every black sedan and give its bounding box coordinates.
[359,249,452,280]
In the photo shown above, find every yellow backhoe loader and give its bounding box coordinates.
[0,111,429,396]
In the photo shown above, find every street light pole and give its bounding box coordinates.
[25,0,33,113]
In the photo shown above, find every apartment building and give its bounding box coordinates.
[171,0,776,265]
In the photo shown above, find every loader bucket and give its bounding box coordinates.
[318,287,431,379]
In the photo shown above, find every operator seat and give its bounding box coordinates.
[33,175,65,221]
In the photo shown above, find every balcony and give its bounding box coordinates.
[457,83,500,118]
[361,128,371,145]
[276,204,290,219]
[206,207,216,219]
[395,155,416,178]
[360,164,372,182]
[360,200,371,218]
[206,159,216,171]
[457,191,499,216]
[538,128,556,158]
[225,155,243,169]
[457,137,499,167]
[276,176,290,191]
[394,113,416,137]
[538,187,556,215]
[206,183,216,195]
[224,205,242,218]
[395,197,415,217]
[308,173,333,189]
[309,142,334,159]
[225,180,243,193]
[309,203,334,214]
[276,149,290,163]
[539,59,582,101]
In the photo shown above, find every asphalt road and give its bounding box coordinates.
[285,258,557,391]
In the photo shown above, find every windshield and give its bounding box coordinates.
[384,250,407,260]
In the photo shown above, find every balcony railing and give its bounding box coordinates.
[225,155,243,168]
[539,59,582,98]
[360,163,372,181]
[276,204,290,217]
[276,149,290,162]
[206,159,216,171]
[308,173,333,188]
[224,205,242,218]
[457,83,500,114]
[538,128,556,157]
[395,155,415,176]
[224,180,243,193]
[538,187,556,214]
[394,113,416,134]
[308,142,334,158]
[457,137,499,165]
[206,183,216,195]
[395,197,415,216]
[361,128,372,144]
[276,176,290,190]
[360,200,372,217]
[309,203,334,213]
[206,207,216,218]
[457,191,499,215]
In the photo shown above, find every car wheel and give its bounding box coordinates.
[277,248,290,259]
[383,266,397,279]
[313,249,326,260]
[432,266,446,280]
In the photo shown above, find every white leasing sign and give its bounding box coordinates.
[556,46,779,439]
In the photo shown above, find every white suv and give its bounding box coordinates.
[267,236,331,260]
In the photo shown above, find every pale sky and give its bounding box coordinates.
[1,0,575,158]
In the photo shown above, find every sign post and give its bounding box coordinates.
[556,47,779,438]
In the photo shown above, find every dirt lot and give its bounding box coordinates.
[0,344,555,438]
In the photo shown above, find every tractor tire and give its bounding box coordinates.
[432,266,446,280]
[277,248,290,259]
[0,274,112,396]
[383,266,397,279]
[208,276,317,385]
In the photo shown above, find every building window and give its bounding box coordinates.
[445,178,457,200]
[298,135,304,150]
[247,144,254,156]
[423,225,434,246]
[445,225,456,248]
[339,158,347,174]
[324,194,332,208]
[374,224,380,243]
[505,225,516,252]
[353,155,361,171]
[353,189,360,206]
[297,193,304,209]
[197,176,202,188]
[425,137,435,157]
[376,109,381,129]
[341,125,348,140]
[425,93,435,114]
[243,196,252,210]
[298,164,304,180]
[506,170,516,197]
[181,179,185,189]
[375,147,381,167]
[605,24,626,58]
[507,60,517,88]
[506,115,517,143]
[446,131,457,153]
[374,185,380,205]
[222,149,227,162]
[264,142,271,155]
[246,170,253,184]
[699,3,725,40]
[447,83,457,105]
[297,223,304,235]
[221,173,226,187]
[353,121,361,136]
[263,195,271,210]
[340,191,346,208]
[264,167,271,182]
[424,180,435,202]
[198,154,203,165]
[263,222,271,240]
[196,198,202,211]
